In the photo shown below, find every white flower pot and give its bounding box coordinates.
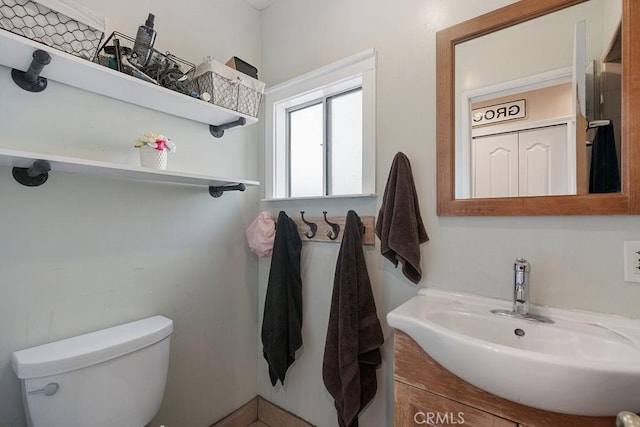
[139,145,168,170]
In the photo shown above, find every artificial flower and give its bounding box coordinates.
[134,132,176,152]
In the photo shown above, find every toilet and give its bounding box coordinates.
[11,315,173,427]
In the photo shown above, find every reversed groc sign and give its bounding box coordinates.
[472,99,526,127]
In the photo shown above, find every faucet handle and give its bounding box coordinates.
[514,258,530,272]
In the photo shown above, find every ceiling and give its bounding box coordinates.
[243,0,279,10]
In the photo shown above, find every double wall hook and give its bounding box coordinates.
[300,211,317,239]
[323,211,340,240]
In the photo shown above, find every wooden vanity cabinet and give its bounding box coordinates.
[393,331,615,427]
[395,381,516,427]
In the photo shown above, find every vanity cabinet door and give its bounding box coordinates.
[393,331,615,426]
[394,381,516,427]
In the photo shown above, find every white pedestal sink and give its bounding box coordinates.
[387,288,640,416]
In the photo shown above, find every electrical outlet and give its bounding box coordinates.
[624,241,640,283]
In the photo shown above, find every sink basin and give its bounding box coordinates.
[387,288,640,416]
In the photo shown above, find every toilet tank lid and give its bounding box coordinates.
[12,315,173,379]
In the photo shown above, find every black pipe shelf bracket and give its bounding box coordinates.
[209,183,246,198]
[12,160,51,187]
[209,117,246,138]
[12,49,51,93]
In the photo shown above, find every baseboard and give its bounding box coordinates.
[257,397,315,427]
[211,395,314,427]
[211,397,258,427]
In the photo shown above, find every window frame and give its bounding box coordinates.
[263,49,377,201]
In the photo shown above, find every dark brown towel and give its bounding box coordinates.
[589,122,621,193]
[323,210,384,427]
[262,211,303,386]
[376,152,428,284]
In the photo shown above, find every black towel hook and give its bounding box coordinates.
[300,211,317,239]
[323,211,340,240]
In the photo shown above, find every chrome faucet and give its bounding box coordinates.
[490,258,554,323]
[513,258,530,315]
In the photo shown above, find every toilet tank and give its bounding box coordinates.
[12,316,173,427]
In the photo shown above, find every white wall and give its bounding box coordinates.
[258,1,640,426]
[0,0,260,425]
[603,0,623,49]
[456,0,607,95]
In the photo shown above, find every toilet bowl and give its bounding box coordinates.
[12,315,173,427]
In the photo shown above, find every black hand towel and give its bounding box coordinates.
[376,152,429,284]
[261,211,303,386]
[589,122,621,193]
[323,210,384,427]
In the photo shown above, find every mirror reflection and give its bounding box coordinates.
[454,0,622,199]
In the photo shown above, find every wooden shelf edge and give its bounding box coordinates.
[0,29,258,128]
[0,148,260,188]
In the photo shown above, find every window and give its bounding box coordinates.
[264,50,376,200]
[288,88,363,197]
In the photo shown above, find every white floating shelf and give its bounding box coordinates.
[0,148,259,192]
[0,29,258,129]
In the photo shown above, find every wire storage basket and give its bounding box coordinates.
[0,0,106,61]
[189,57,265,117]
[96,31,195,96]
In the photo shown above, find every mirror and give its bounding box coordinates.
[456,0,621,199]
[436,0,640,215]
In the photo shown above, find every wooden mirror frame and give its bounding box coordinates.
[436,0,640,216]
